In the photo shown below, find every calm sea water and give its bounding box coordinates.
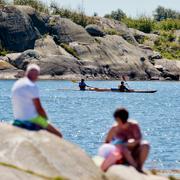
[0,80,180,170]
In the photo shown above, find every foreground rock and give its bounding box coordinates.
[106,166,167,180]
[0,124,105,180]
[0,124,168,180]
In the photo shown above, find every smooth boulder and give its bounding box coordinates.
[34,35,73,57]
[48,16,94,44]
[155,59,180,80]
[0,124,105,180]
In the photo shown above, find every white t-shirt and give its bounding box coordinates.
[12,77,39,120]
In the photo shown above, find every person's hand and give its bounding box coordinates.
[126,139,139,149]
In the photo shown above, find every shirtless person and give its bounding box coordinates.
[105,108,150,172]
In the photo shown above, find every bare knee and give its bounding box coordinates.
[121,146,130,155]
[141,141,150,152]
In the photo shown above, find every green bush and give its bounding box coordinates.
[154,6,180,21]
[104,9,126,21]
[13,0,49,13]
[153,31,180,60]
[60,43,80,59]
[50,3,95,27]
[104,28,118,35]
[155,19,180,31]
[0,49,8,56]
[122,17,155,33]
[0,0,7,4]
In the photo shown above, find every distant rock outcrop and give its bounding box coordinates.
[48,16,94,44]
[0,6,37,52]
[94,17,138,45]
[0,5,179,80]
[129,28,159,44]
[155,59,180,80]
[70,35,160,80]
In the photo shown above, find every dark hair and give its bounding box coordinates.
[113,108,129,123]
[81,79,85,82]
[121,81,124,84]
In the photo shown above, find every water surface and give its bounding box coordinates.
[0,80,180,170]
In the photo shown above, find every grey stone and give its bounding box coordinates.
[85,24,105,37]
[106,165,167,180]
[48,16,94,44]
[0,124,105,180]
[0,5,37,52]
[94,17,138,45]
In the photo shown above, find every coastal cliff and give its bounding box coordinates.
[0,5,180,80]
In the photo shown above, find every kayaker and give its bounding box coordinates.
[12,64,63,138]
[79,79,87,91]
[104,108,150,173]
[118,81,129,92]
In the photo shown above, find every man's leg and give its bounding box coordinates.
[31,116,63,138]
[134,141,150,172]
[121,146,137,168]
[46,123,63,138]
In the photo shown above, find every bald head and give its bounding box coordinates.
[26,64,40,82]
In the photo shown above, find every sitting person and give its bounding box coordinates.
[100,108,150,172]
[118,81,129,92]
[79,79,87,91]
[12,64,63,138]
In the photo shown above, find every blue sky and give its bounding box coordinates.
[43,0,180,17]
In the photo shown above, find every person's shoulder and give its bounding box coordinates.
[112,122,118,127]
[23,78,37,87]
[12,77,26,90]
[128,119,139,126]
[108,125,117,132]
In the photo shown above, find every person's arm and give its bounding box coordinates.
[126,124,142,149]
[125,86,129,91]
[33,98,48,119]
[105,127,116,143]
[85,83,90,87]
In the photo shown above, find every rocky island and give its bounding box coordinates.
[0,4,179,80]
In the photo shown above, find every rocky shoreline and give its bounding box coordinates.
[0,5,180,81]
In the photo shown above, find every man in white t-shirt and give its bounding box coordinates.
[12,64,62,138]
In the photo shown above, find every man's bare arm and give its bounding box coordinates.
[33,98,48,119]
[127,124,142,148]
[105,127,116,143]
